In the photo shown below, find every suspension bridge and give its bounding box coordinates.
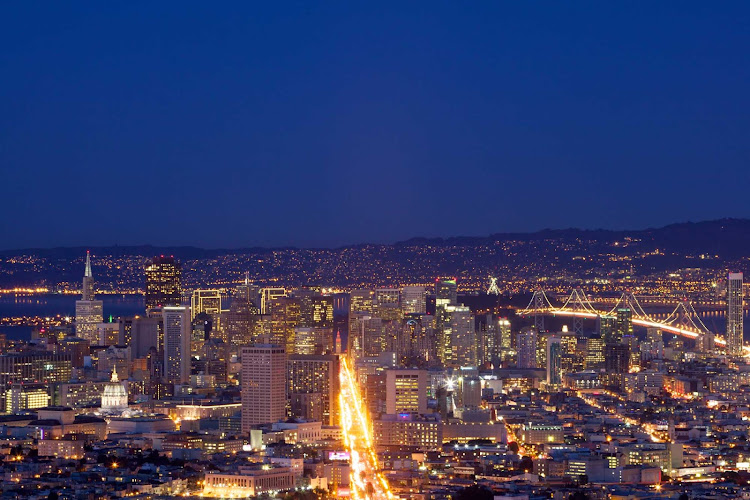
[519,288,738,351]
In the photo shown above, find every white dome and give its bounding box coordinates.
[101,368,128,412]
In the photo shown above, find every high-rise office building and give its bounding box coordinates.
[286,354,340,425]
[516,327,537,369]
[536,333,549,369]
[498,318,512,349]
[643,328,664,360]
[349,290,375,354]
[127,316,160,359]
[191,290,222,319]
[145,256,182,310]
[75,251,103,345]
[727,272,744,356]
[547,336,563,386]
[598,315,617,345]
[438,305,475,367]
[385,369,428,415]
[374,288,402,321]
[477,314,500,366]
[227,277,261,350]
[350,289,375,315]
[270,297,301,354]
[401,286,426,315]
[614,308,633,344]
[260,287,287,315]
[162,306,190,385]
[241,345,286,431]
[583,334,605,370]
[435,278,457,308]
[399,315,433,364]
[604,344,630,386]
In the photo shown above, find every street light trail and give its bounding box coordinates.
[339,355,393,499]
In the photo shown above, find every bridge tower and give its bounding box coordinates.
[570,288,586,335]
[487,276,500,295]
[532,288,546,332]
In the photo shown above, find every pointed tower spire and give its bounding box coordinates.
[84,250,93,278]
[111,367,119,383]
[81,251,95,301]
[245,270,250,286]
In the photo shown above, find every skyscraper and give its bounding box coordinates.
[145,256,182,310]
[270,297,301,354]
[191,290,222,319]
[435,278,457,308]
[286,354,340,425]
[614,308,633,344]
[241,345,286,431]
[546,336,562,386]
[604,343,630,387]
[162,306,190,385]
[375,288,402,321]
[226,276,261,350]
[727,272,744,356]
[498,318,512,349]
[438,305,475,367]
[260,287,287,315]
[516,327,537,369]
[385,369,427,415]
[75,251,103,344]
[401,286,426,315]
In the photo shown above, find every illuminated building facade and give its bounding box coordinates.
[546,336,562,386]
[614,308,633,344]
[5,383,49,413]
[440,305,475,367]
[162,306,190,385]
[145,256,182,310]
[75,251,103,344]
[516,327,537,369]
[260,287,286,315]
[227,278,260,349]
[435,278,457,308]
[0,353,72,409]
[727,272,744,356]
[241,345,286,431]
[584,334,605,370]
[191,289,221,320]
[373,413,442,451]
[385,369,427,415]
[375,288,401,321]
[286,354,340,426]
[519,422,564,444]
[270,297,301,353]
[401,286,426,314]
[203,466,295,498]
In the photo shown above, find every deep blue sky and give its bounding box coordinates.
[1,2,749,249]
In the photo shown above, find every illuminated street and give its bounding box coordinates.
[339,356,393,500]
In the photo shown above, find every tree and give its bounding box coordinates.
[454,485,493,500]
[517,455,534,472]
[508,441,520,454]
[47,492,59,500]
[569,491,589,500]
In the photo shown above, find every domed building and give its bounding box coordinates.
[100,368,128,414]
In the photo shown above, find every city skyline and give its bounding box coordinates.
[2,3,750,498]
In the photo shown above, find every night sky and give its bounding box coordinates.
[1,3,749,250]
